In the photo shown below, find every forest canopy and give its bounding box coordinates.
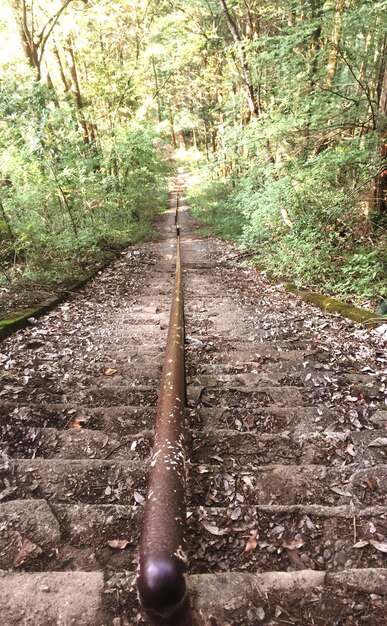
[0,0,386,307]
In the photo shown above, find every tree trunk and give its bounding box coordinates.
[65,40,96,145]
[218,0,259,119]
[167,101,177,148]
[152,57,162,123]
[10,0,75,82]
[0,199,15,241]
[325,0,344,88]
[54,44,70,92]
[374,34,387,216]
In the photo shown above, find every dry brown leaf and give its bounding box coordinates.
[201,521,227,536]
[282,537,306,550]
[13,538,43,566]
[107,539,129,549]
[134,491,145,505]
[244,529,259,554]
[353,540,369,549]
[230,507,242,521]
[363,477,378,491]
[368,438,387,448]
[369,540,387,553]
[104,368,117,376]
[68,418,82,429]
[330,486,352,497]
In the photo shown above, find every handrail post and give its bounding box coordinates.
[137,192,191,626]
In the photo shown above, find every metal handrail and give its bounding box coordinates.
[137,193,191,626]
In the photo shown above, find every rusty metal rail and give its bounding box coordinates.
[137,193,191,626]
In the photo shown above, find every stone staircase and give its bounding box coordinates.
[0,196,386,625]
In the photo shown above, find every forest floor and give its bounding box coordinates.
[0,173,386,624]
[0,248,126,321]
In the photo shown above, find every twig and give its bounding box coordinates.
[360,317,387,325]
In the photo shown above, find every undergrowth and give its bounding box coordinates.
[187,170,387,311]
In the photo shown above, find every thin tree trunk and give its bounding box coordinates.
[167,101,177,148]
[325,0,344,88]
[0,199,15,241]
[10,0,75,82]
[152,57,162,123]
[218,0,259,119]
[65,40,95,145]
[54,44,70,92]
[49,164,79,239]
[374,34,387,216]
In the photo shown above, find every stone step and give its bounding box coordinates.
[0,571,106,625]
[2,499,387,573]
[189,370,383,391]
[190,428,387,466]
[189,371,309,388]
[0,384,159,407]
[189,384,304,408]
[193,405,344,434]
[107,326,168,342]
[187,354,331,376]
[0,459,147,504]
[2,449,385,511]
[185,341,319,365]
[3,399,379,445]
[4,422,385,467]
[0,499,61,570]
[69,385,159,408]
[186,569,387,625]
[190,463,387,508]
[0,427,153,461]
[112,340,165,352]
[0,402,156,434]
[0,499,141,572]
[188,504,387,574]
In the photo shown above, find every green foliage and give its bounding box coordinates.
[1,0,386,309]
[180,0,387,308]
[187,177,245,240]
[0,79,168,287]
[189,141,386,303]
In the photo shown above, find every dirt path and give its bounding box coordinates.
[0,173,386,625]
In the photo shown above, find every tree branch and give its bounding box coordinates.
[38,0,75,65]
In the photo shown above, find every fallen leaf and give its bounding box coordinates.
[201,521,227,536]
[368,521,377,534]
[363,477,378,491]
[68,418,82,429]
[13,538,42,566]
[104,368,117,376]
[369,540,387,553]
[134,491,145,504]
[244,529,259,554]
[345,443,356,457]
[107,539,129,549]
[282,537,306,550]
[368,438,387,447]
[241,475,254,488]
[230,507,242,521]
[353,540,369,549]
[330,486,352,497]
